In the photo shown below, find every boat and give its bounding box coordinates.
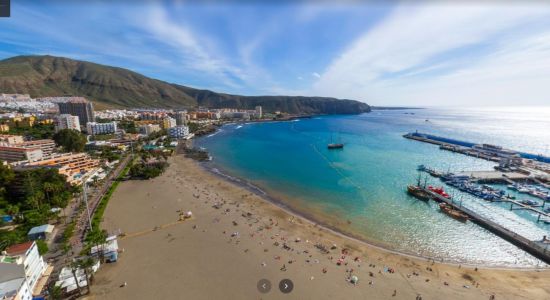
[327,133,344,150]
[407,185,431,201]
[439,203,468,222]
[521,199,539,206]
[428,186,450,198]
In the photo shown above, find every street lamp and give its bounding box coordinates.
[82,177,93,232]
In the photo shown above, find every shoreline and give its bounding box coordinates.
[93,154,550,299]
[198,158,549,271]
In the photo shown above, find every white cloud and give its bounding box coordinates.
[312,72,321,78]
[313,3,550,106]
[143,7,244,89]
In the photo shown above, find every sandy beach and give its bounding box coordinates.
[90,155,550,299]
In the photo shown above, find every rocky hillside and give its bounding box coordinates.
[0,55,370,114]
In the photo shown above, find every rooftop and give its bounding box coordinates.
[0,262,25,284]
[28,224,54,235]
[4,241,34,256]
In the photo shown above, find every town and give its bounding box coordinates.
[0,93,271,299]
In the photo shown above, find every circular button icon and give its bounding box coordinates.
[278,279,294,294]
[257,279,271,294]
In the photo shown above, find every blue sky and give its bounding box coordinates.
[1,1,550,106]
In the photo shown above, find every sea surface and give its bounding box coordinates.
[196,107,550,267]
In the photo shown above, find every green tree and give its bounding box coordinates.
[85,227,108,262]
[78,257,97,294]
[36,239,49,255]
[48,284,63,300]
[53,129,87,152]
[0,164,15,203]
[69,260,83,295]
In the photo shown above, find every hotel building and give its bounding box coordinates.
[57,98,95,127]
[0,146,43,163]
[86,122,117,135]
[162,117,177,129]
[55,114,81,132]
[139,124,161,136]
[13,153,100,185]
[168,125,190,139]
[0,135,24,145]
[0,241,48,297]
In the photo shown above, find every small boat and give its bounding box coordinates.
[407,185,431,201]
[521,199,539,206]
[439,203,468,222]
[428,186,450,198]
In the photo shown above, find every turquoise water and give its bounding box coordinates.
[196,107,550,267]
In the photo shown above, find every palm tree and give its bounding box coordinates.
[77,257,97,294]
[69,260,83,295]
[92,175,99,187]
[43,182,55,202]
[86,228,108,263]
[48,284,63,300]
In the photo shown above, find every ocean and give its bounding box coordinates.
[195,107,550,267]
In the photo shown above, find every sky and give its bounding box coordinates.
[1,1,550,107]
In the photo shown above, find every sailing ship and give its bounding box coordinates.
[406,174,431,201]
[439,203,468,222]
[327,133,344,149]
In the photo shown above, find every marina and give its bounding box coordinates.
[416,185,550,265]
[407,131,550,264]
[416,165,550,221]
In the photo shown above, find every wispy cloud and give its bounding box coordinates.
[313,3,550,106]
[312,72,321,78]
[142,6,245,89]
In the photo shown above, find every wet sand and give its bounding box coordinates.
[90,155,550,299]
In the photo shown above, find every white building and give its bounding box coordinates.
[0,264,33,300]
[1,241,47,296]
[168,125,190,139]
[221,111,250,120]
[139,124,161,136]
[162,117,176,129]
[86,122,117,136]
[175,111,188,126]
[255,106,263,118]
[55,114,80,132]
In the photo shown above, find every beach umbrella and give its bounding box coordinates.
[186,211,193,218]
[350,275,359,284]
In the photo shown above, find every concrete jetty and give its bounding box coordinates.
[423,187,550,264]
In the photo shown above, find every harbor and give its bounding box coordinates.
[416,185,550,265]
[407,132,550,265]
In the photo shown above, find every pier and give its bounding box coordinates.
[404,132,550,163]
[454,171,530,183]
[422,187,550,264]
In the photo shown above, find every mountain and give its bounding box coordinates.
[0,55,370,114]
